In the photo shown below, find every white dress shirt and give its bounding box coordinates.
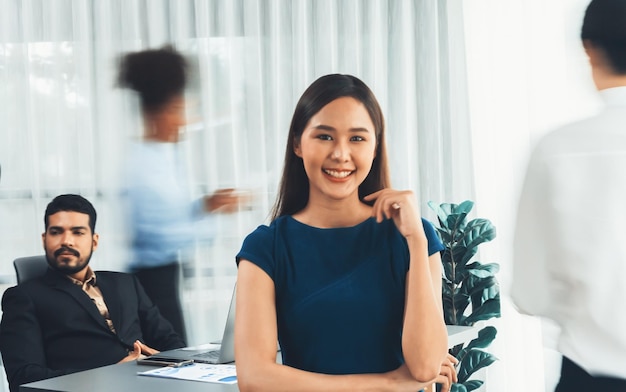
[512,86,626,379]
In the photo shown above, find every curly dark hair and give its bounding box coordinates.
[117,45,188,113]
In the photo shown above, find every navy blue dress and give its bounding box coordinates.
[236,216,444,375]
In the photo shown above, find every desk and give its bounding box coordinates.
[20,361,238,392]
[20,326,477,392]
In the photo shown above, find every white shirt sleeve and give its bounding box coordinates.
[511,145,554,317]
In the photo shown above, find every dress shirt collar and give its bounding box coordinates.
[599,85,626,106]
[66,266,97,287]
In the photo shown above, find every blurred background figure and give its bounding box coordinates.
[511,0,626,391]
[117,46,246,343]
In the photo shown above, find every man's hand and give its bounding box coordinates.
[117,340,160,363]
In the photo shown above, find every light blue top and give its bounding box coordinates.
[124,141,214,269]
[237,216,444,374]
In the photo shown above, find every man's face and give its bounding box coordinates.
[42,211,99,276]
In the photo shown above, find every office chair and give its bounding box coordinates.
[13,255,48,284]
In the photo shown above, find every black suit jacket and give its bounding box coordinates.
[0,268,185,392]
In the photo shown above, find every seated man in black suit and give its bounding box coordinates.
[0,194,185,392]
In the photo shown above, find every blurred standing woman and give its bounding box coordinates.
[235,74,455,391]
[117,46,242,343]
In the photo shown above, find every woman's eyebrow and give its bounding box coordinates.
[312,124,371,133]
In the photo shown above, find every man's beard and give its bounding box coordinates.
[45,245,93,275]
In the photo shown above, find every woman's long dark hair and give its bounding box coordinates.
[271,74,390,220]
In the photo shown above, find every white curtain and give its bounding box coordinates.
[4,1,600,391]
[464,0,601,391]
[0,0,474,374]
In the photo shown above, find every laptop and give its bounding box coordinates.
[146,284,236,364]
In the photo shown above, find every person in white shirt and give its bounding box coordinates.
[511,1,626,391]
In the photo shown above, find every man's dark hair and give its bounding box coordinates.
[581,0,626,74]
[44,194,97,233]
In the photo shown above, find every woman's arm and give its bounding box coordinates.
[235,260,434,392]
[365,189,449,383]
[401,238,449,382]
[429,252,444,312]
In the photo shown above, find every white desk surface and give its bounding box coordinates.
[446,325,478,348]
[21,325,477,392]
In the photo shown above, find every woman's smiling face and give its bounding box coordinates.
[294,96,377,204]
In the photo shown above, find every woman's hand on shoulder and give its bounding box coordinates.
[364,189,425,240]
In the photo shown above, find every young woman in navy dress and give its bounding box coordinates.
[236,74,456,392]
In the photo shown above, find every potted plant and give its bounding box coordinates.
[428,200,501,392]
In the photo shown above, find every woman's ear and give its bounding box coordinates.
[294,142,302,157]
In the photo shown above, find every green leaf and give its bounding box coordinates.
[450,383,468,392]
[453,269,471,284]
[473,283,500,310]
[442,255,456,281]
[469,326,497,348]
[443,294,455,325]
[462,275,497,297]
[466,263,500,278]
[454,294,471,324]
[446,214,468,235]
[447,245,473,273]
[428,200,477,244]
[461,218,495,242]
[459,219,496,265]
[435,227,453,244]
[459,249,479,268]
[464,261,481,270]
[457,349,498,383]
[454,200,475,214]
[463,380,484,391]
[428,201,465,231]
[458,262,494,284]
[483,285,500,302]
[429,200,473,220]
[457,326,497,361]
[463,297,501,325]
[442,281,454,296]
[463,216,492,230]
[442,246,474,283]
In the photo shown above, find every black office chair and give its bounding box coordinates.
[13,255,49,284]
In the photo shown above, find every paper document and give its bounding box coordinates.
[138,363,237,384]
